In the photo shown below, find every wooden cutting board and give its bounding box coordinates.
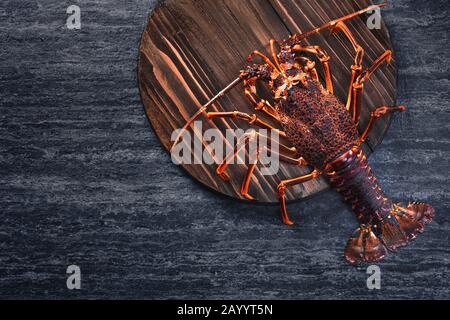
[138,0,397,203]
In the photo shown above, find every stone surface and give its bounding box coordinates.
[0,0,448,299]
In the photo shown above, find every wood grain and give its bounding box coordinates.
[138,0,397,203]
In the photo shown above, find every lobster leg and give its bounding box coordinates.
[173,61,278,150]
[345,224,387,265]
[241,163,258,201]
[351,50,393,125]
[359,105,406,143]
[277,170,321,225]
[207,109,301,162]
[330,21,365,114]
[216,132,306,200]
[292,45,333,94]
[216,132,304,182]
[248,50,280,72]
[328,146,435,264]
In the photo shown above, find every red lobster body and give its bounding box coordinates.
[173,4,435,264]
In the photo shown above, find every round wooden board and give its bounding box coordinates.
[138,0,397,203]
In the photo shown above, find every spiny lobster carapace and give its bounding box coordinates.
[171,4,435,264]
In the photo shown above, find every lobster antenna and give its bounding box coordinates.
[293,3,387,42]
[171,77,242,150]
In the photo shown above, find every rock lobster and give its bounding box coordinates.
[171,3,435,264]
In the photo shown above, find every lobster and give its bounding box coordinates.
[171,3,435,264]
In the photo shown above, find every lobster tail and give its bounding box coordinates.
[401,202,436,225]
[344,228,366,264]
[326,146,435,265]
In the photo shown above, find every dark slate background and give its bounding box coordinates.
[0,0,448,299]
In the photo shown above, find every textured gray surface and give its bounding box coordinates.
[0,0,449,299]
